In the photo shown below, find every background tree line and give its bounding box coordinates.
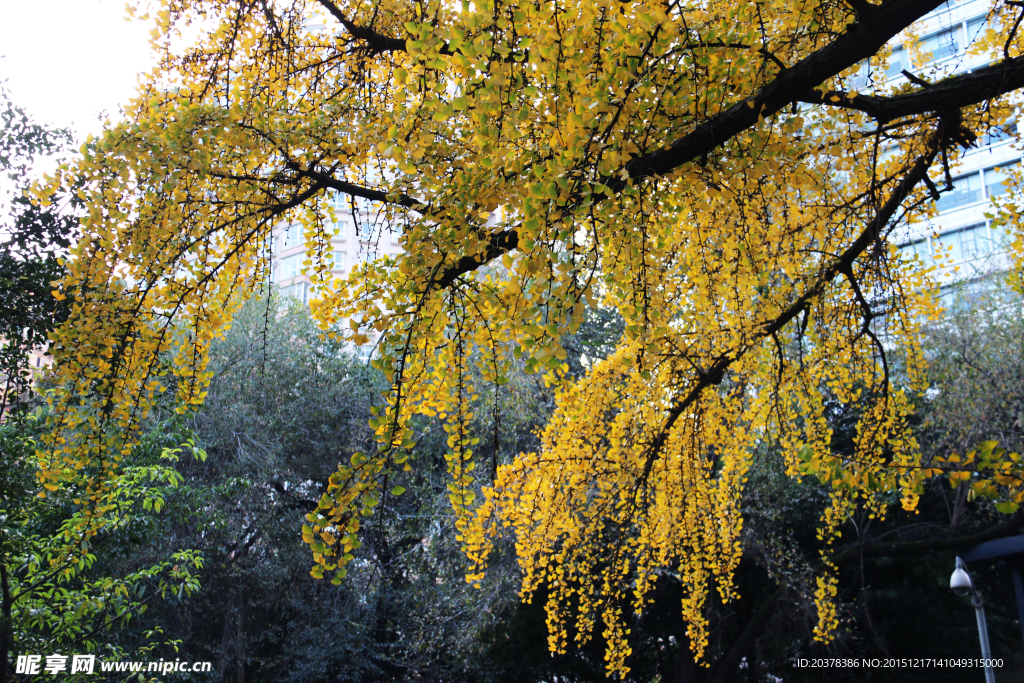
[6,284,1022,682]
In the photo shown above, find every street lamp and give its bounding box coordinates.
[950,556,996,683]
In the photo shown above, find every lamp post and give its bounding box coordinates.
[950,556,996,683]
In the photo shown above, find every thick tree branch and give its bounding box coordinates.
[290,163,429,212]
[436,0,951,287]
[313,0,408,54]
[321,0,1022,294]
[432,230,520,290]
[840,512,1024,561]
[617,0,947,186]
[845,0,878,19]
[313,0,453,55]
[799,55,1024,122]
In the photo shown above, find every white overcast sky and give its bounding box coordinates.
[0,0,156,139]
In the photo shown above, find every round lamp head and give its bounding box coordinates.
[950,566,972,597]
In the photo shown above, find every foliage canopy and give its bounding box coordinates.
[43,0,1024,673]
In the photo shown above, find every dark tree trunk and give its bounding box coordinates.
[1,560,11,683]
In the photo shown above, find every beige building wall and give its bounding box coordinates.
[270,196,404,304]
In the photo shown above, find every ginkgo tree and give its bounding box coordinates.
[41,0,1024,674]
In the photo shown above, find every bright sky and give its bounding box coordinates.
[0,0,156,140]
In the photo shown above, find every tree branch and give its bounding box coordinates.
[318,0,1020,294]
[290,163,429,212]
[617,0,947,186]
[313,0,454,56]
[636,128,942,488]
[798,55,1024,122]
[313,0,408,54]
[845,0,878,19]
[434,0,952,287]
[840,512,1024,561]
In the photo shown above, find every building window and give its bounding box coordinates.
[900,238,931,263]
[921,26,960,63]
[984,162,1019,199]
[885,46,907,79]
[935,171,982,212]
[990,222,1014,250]
[279,254,301,282]
[280,225,301,250]
[332,250,346,271]
[966,16,988,43]
[359,220,373,241]
[281,282,308,303]
[958,224,990,259]
[934,228,966,263]
[903,224,998,266]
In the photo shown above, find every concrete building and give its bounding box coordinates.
[269,194,404,303]
[882,0,1020,292]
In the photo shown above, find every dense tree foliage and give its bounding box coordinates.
[38,0,1024,672]
[0,86,76,418]
[126,294,538,681]
[0,415,204,683]
[1,91,205,683]
[80,288,1024,683]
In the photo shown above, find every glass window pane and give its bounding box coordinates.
[900,239,931,263]
[922,27,960,62]
[934,230,963,263]
[885,47,906,79]
[990,222,1014,250]
[985,162,1020,198]
[333,250,346,270]
[935,171,982,211]
[967,17,987,42]
[279,254,300,281]
[959,224,984,259]
[281,225,301,249]
[281,282,307,302]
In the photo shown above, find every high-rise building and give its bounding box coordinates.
[886,0,1020,294]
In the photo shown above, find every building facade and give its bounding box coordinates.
[884,0,1020,289]
[269,195,404,304]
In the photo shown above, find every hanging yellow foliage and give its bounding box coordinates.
[41,0,1024,674]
